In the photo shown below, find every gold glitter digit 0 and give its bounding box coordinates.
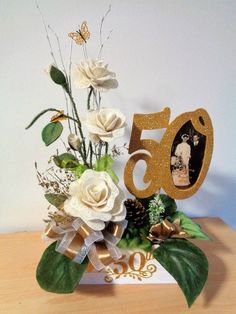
[161,108,213,199]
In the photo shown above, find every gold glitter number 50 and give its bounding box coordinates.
[124,107,213,199]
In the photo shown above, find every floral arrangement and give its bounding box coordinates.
[26,7,210,308]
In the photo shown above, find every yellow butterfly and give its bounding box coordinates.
[68,21,90,45]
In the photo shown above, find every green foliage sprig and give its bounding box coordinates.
[148,195,166,224]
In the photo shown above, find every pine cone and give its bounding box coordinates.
[124,198,148,227]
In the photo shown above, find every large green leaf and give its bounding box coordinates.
[53,153,79,169]
[42,122,63,146]
[44,193,67,209]
[36,242,88,293]
[153,239,208,307]
[170,211,210,240]
[95,155,119,183]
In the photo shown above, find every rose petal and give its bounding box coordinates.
[89,133,100,143]
[68,180,80,196]
[111,188,126,216]
[111,207,126,222]
[85,219,106,231]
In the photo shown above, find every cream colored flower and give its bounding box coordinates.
[64,170,126,231]
[74,59,118,92]
[84,108,126,143]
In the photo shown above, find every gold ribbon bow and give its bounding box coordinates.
[147,218,189,244]
[44,218,127,271]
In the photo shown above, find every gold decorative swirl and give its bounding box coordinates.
[104,263,157,283]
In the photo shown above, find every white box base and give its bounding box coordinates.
[80,250,176,284]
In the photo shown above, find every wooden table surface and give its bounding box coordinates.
[0,218,236,314]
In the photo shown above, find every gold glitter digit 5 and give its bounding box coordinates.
[124,108,170,198]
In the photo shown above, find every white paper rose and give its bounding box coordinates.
[64,170,126,231]
[84,108,126,143]
[74,59,118,92]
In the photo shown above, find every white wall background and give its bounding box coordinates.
[0,0,236,233]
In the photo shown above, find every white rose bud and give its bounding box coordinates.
[68,134,81,151]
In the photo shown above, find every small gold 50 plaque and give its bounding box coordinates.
[124,107,213,199]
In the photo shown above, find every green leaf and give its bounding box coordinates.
[36,242,88,293]
[159,194,177,216]
[42,122,63,146]
[117,238,128,249]
[53,153,79,169]
[128,237,140,248]
[137,239,152,251]
[153,239,208,307]
[44,193,67,209]
[73,164,88,178]
[117,237,152,252]
[169,211,210,240]
[50,65,68,89]
[95,155,119,183]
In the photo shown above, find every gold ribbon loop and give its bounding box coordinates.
[103,220,128,245]
[45,224,60,239]
[106,222,124,238]
[72,218,104,246]
[87,240,122,271]
[78,223,93,238]
[95,241,114,267]
[63,233,84,260]
[44,222,72,240]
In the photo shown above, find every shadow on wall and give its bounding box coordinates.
[180,172,236,230]
[138,99,164,114]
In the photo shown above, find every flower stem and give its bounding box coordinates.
[86,86,95,165]
[98,141,103,159]
[89,141,93,168]
[105,142,109,155]
[25,108,78,130]
[64,88,88,165]
[87,86,93,110]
